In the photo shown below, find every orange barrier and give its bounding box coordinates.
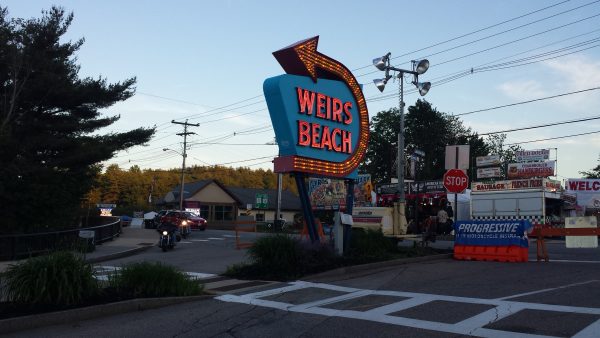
[300,219,327,242]
[234,221,257,250]
[530,225,600,261]
[454,245,528,262]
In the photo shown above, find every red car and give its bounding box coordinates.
[160,210,207,231]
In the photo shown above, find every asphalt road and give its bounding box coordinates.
[7,232,600,337]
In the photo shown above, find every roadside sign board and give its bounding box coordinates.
[476,155,501,167]
[255,193,268,209]
[445,145,470,170]
[444,169,469,194]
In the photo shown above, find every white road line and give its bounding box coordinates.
[572,318,600,338]
[191,239,209,242]
[531,259,600,264]
[207,237,225,240]
[216,281,600,338]
[222,235,237,238]
[185,272,217,279]
[496,279,600,300]
[179,241,192,244]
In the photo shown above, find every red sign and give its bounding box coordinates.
[444,169,468,193]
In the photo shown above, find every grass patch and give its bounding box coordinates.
[0,254,204,320]
[108,262,203,298]
[226,229,449,281]
[0,251,99,309]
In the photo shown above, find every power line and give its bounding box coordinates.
[479,115,600,135]
[455,86,600,116]
[213,155,275,166]
[505,130,600,145]
[351,0,573,72]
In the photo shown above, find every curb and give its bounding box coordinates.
[0,295,213,334]
[306,253,454,282]
[85,244,154,264]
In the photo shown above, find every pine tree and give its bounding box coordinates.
[0,7,154,233]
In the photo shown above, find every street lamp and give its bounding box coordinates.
[163,148,187,211]
[372,53,431,232]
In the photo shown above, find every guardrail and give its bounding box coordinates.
[530,224,600,261]
[0,216,122,261]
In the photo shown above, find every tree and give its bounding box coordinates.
[484,134,523,179]
[580,155,600,178]
[0,7,155,233]
[360,108,400,184]
[361,100,488,184]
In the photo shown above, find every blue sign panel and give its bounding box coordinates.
[454,220,532,247]
[264,74,360,171]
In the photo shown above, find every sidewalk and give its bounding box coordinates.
[0,227,157,272]
[83,227,157,263]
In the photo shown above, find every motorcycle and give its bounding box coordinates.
[179,220,191,239]
[157,223,177,252]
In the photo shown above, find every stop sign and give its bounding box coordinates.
[443,169,469,193]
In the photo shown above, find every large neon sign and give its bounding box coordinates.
[263,36,369,178]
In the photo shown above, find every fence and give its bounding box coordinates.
[0,216,122,261]
[234,220,257,250]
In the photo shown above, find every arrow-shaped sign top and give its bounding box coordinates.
[270,36,370,177]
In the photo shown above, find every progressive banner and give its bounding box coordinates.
[454,220,532,247]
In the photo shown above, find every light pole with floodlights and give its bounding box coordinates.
[372,53,431,232]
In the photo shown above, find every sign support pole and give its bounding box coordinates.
[454,147,459,222]
[295,174,319,243]
[344,179,355,253]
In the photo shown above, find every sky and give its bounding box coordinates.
[4,0,600,183]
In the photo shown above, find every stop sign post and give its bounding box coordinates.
[444,169,469,194]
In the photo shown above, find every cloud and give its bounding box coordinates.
[496,80,547,101]
[543,55,600,91]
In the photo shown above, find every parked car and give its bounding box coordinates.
[160,210,207,231]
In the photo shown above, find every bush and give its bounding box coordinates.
[109,262,203,298]
[226,234,340,280]
[345,229,397,264]
[0,251,98,308]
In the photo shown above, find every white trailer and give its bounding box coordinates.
[470,178,562,224]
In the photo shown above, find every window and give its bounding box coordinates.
[199,205,209,219]
[214,205,234,221]
[255,213,265,222]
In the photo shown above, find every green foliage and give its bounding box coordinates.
[345,229,396,264]
[109,262,203,298]
[0,251,98,308]
[484,134,524,179]
[225,234,339,280]
[0,7,155,233]
[361,100,489,184]
[580,155,600,178]
[85,165,298,213]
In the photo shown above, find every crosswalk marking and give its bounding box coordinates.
[216,280,600,338]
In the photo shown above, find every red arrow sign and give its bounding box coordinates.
[271,36,369,177]
[444,169,469,194]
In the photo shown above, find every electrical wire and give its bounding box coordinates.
[455,86,600,116]
[479,115,600,135]
[505,130,600,145]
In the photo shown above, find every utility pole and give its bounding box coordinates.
[171,119,199,211]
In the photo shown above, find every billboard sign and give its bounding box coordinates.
[507,161,555,179]
[515,149,550,162]
[477,167,501,179]
[308,174,373,210]
[566,179,600,208]
[263,36,369,179]
[476,155,501,167]
[454,220,532,247]
[472,178,561,192]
